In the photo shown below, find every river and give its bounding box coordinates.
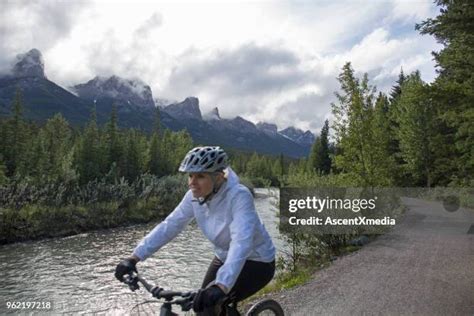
[0,188,285,315]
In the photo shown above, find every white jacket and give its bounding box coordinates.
[133,167,276,290]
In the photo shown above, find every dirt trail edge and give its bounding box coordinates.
[267,197,474,315]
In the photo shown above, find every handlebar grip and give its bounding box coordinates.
[136,274,155,292]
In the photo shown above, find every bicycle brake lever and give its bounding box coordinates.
[124,275,140,291]
[181,301,193,312]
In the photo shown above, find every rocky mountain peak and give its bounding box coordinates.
[203,107,221,121]
[163,96,202,120]
[230,116,257,132]
[279,126,315,146]
[12,48,46,78]
[72,75,154,108]
[256,122,278,135]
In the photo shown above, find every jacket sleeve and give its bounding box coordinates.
[133,190,195,261]
[215,187,258,290]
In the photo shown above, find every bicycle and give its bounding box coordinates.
[122,272,284,316]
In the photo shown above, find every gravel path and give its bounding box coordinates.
[264,197,474,315]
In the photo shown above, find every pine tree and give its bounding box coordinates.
[28,130,48,183]
[245,152,261,178]
[171,130,193,171]
[396,72,436,186]
[148,105,165,176]
[42,113,72,182]
[0,154,7,185]
[389,68,406,103]
[158,129,173,175]
[4,89,28,177]
[148,133,162,176]
[308,119,331,175]
[386,70,407,185]
[272,154,284,177]
[372,93,395,184]
[332,62,385,186]
[124,130,140,182]
[105,104,124,180]
[416,0,474,185]
[76,106,103,184]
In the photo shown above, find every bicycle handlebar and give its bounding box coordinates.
[123,272,196,311]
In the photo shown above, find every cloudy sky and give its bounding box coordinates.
[0,0,441,133]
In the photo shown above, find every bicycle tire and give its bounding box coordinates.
[246,299,284,316]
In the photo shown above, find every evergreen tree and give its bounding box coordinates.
[148,105,165,176]
[3,89,28,177]
[158,129,174,175]
[272,154,284,177]
[0,154,7,185]
[148,133,162,176]
[245,152,261,177]
[331,62,386,186]
[396,72,436,186]
[170,130,193,171]
[76,106,104,184]
[389,68,406,103]
[308,119,331,175]
[230,152,247,174]
[124,129,143,182]
[387,69,407,185]
[105,104,124,180]
[416,0,474,185]
[372,93,395,184]
[42,114,73,182]
[28,130,48,182]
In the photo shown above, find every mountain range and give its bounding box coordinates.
[0,49,315,157]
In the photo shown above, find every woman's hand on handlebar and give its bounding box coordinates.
[115,256,139,282]
[192,285,226,312]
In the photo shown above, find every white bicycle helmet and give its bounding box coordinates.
[179,146,228,173]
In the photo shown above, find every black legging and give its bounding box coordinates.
[201,256,275,304]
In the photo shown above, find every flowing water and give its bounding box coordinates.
[0,188,285,315]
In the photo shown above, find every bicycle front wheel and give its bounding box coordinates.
[246,299,284,316]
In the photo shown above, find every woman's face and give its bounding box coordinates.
[188,173,214,198]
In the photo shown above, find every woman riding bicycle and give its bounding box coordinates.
[115,146,276,315]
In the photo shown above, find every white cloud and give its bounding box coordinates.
[0,0,442,134]
[0,0,89,73]
[385,0,437,25]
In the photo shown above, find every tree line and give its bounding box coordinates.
[0,97,193,186]
[286,0,473,189]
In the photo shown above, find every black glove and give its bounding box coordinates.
[192,285,226,312]
[115,257,138,282]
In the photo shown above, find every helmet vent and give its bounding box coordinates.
[178,146,228,173]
